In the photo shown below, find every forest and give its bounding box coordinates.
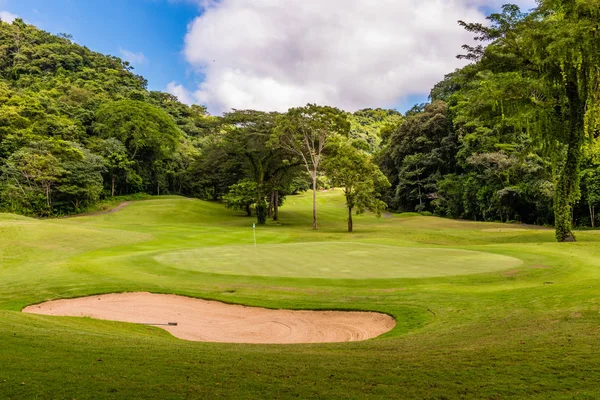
[0,0,599,242]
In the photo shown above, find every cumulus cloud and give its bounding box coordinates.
[0,10,18,23]
[180,0,536,114]
[119,48,147,65]
[166,81,195,105]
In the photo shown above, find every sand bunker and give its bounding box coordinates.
[23,292,396,344]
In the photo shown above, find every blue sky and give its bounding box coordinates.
[0,0,535,114]
[1,0,200,93]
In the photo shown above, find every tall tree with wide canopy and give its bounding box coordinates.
[222,109,303,224]
[93,100,181,193]
[377,101,457,212]
[324,137,390,232]
[458,2,600,241]
[274,104,350,229]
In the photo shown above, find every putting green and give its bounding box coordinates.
[155,242,523,279]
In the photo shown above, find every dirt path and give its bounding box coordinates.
[23,293,396,344]
[56,201,133,219]
[103,201,132,214]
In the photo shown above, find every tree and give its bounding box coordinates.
[324,137,390,232]
[163,138,200,197]
[580,142,600,228]
[346,108,403,153]
[94,101,181,161]
[581,167,600,228]
[521,1,600,241]
[274,104,350,229]
[56,146,105,210]
[223,180,257,217]
[223,110,279,223]
[1,145,65,212]
[377,101,457,212]
[89,138,132,197]
[458,2,600,241]
[93,100,181,191]
[221,109,304,224]
[190,133,243,201]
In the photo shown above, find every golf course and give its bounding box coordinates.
[2,189,600,399]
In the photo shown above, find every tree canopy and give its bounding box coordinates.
[0,18,213,215]
[378,2,600,241]
[274,104,350,229]
[325,137,390,232]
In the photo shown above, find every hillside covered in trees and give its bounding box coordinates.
[0,18,397,220]
[1,0,599,243]
[0,18,215,215]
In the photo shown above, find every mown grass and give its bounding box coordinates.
[1,189,600,399]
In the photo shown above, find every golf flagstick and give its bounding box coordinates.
[253,223,256,248]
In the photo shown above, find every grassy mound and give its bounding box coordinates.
[157,242,522,279]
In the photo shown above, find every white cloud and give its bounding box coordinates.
[182,0,536,114]
[0,10,18,23]
[166,81,195,105]
[119,48,147,65]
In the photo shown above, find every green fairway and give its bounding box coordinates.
[2,190,600,399]
[156,242,523,279]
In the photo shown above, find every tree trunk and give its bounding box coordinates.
[555,81,583,242]
[312,172,318,230]
[256,200,267,225]
[273,190,279,221]
[590,204,595,228]
[111,175,115,197]
[45,185,51,208]
[348,206,353,232]
[267,191,274,218]
[555,180,573,242]
[416,167,423,207]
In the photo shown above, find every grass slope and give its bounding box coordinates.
[1,189,600,399]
